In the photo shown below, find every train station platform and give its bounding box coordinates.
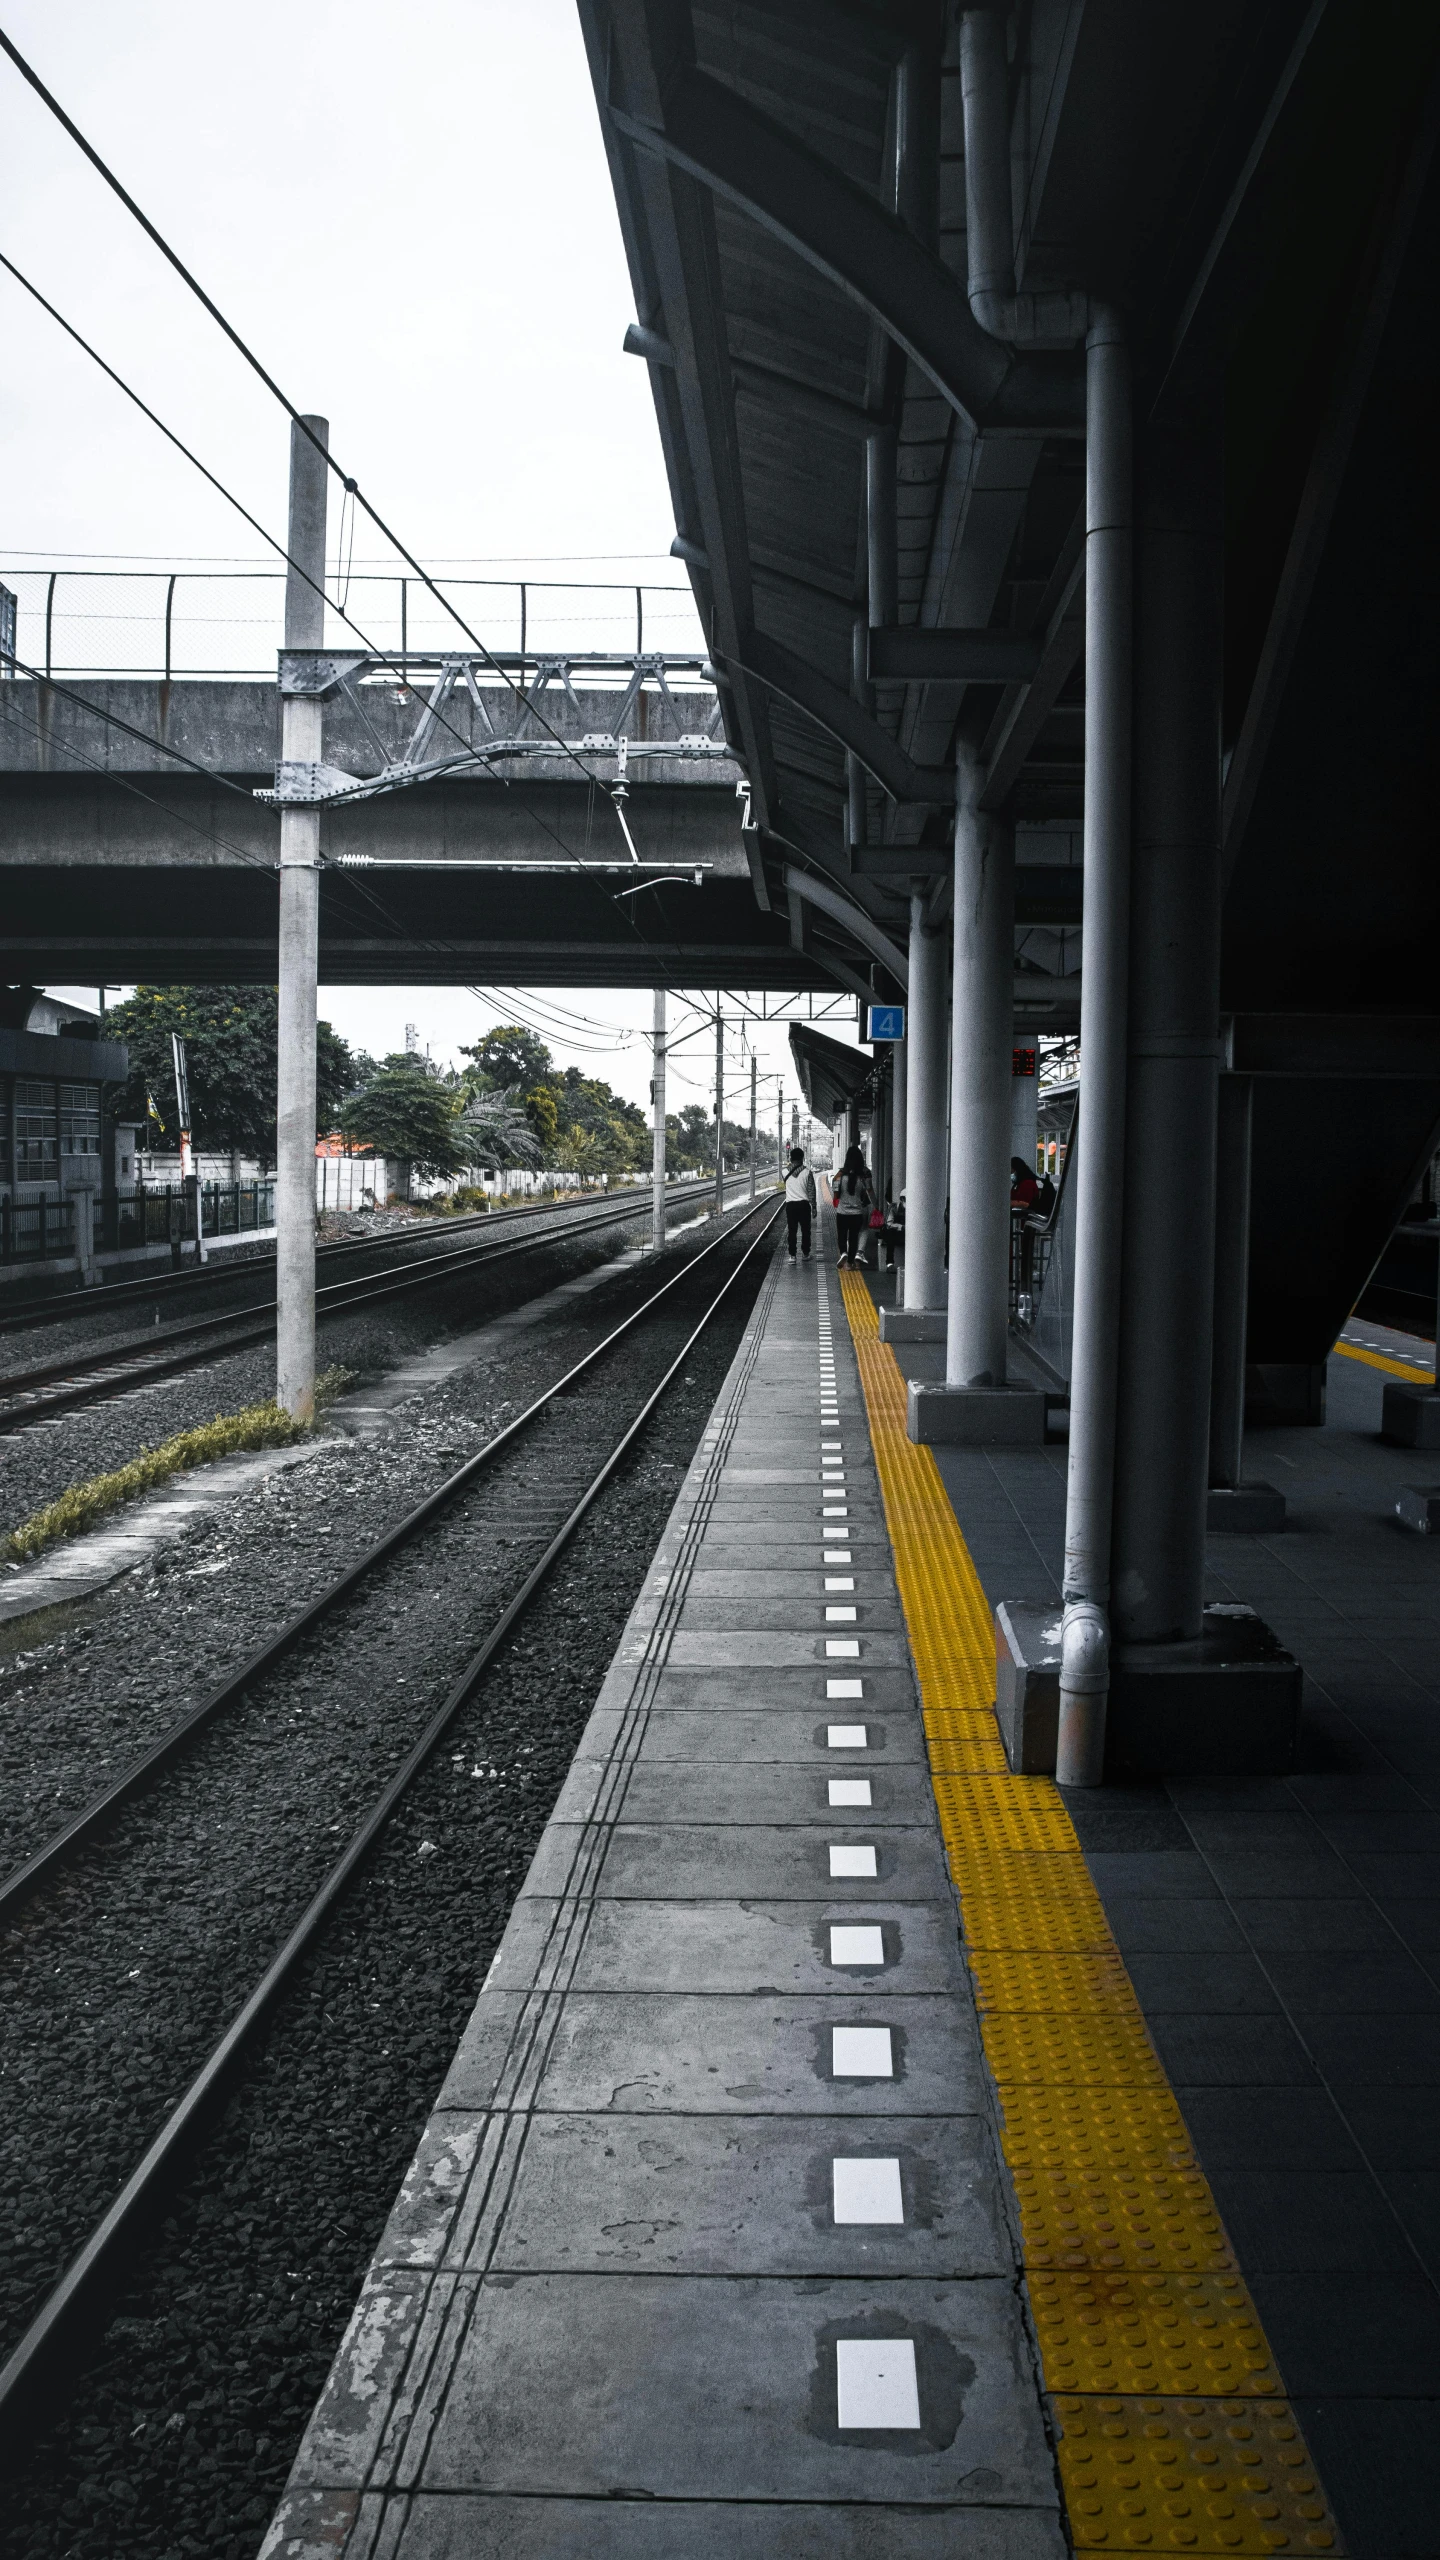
[264,1227,1065,2557]
[264,1220,1367,2557]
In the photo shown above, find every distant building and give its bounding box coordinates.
[0,986,129,1279]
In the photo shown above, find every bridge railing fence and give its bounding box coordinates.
[0,568,707,683]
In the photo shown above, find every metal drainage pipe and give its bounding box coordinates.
[958,4,1133,1784]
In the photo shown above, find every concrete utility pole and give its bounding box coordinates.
[276,414,329,1421]
[713,1004,725,1219]
[778,1088,785,1184]
[651,983,667,1253]
[748,1052,757,1202]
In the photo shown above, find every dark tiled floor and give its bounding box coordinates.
[877,1284,1440,2558]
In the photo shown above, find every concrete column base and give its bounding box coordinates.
[907,1379,1046,1446]
[993,1599,1301,1777]
[879,1306,946,1345]
[1206,1481,1286,1532]
[1396,1484,1440,1532]
[1382,1382,1440,1448]
[993,1599,1062,1773]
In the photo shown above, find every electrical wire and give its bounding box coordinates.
[2,649,270,816]
[0,39,725,1006]
[0,26,657,801]
[0,244,603,872]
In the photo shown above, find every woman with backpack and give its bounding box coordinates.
[832,1144,875,1268]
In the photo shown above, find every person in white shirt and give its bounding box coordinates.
[783,1147,816,1260]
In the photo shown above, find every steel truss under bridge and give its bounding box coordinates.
[258,649,729,811]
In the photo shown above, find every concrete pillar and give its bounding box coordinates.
[1111,418,1223,1643]
[892,1031,907,1202]
[748,1052,758,1203]
[276,414,328,1421]
[1010,1039,1038,1171]
[1209,1072,1252,1493]
[902,896,947,1312]
[945,746,1014,1389]
[651,984,666,1251]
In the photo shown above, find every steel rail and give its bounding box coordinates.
[0,1196,782,2451]
[0,1182,749,1434]
[0,1194,778,1925]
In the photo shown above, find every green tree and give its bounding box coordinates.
[523,1083,560,1154]
[457,1091,540,1168]
[339,1053,469,1191]
[106,984,355,1158]
[460,1024,554,1091]
[557,1066,648,1169]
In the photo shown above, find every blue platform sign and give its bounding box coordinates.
[867,1004,906,1042]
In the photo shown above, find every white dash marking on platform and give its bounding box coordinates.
[829,1845,878,1879]
[832,2158,904,2223]
[828,1777,872,1806]
[827,1724,867,1748]
[836,2338,920,2428]
[830,1923,885,1966]
[827,1678,863,1698]
[832,2026,891,2077]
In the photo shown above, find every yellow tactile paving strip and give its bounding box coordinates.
[1334,1338,1431,1384]
[839,1272,1344,2555]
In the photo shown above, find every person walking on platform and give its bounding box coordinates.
[783,1146,816,1261]
[833,1144,875,1268]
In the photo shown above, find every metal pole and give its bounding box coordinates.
[892,1026,907,1203]
[749,1052,758,1203]
[1112,417,1224,1638]
[1057,312,1133,1787]
[713,1004,725,1220]
[778,1087,785,1187]
[164,574,176,682]
[276,413,329,1422]
[946,750,1014,1387]
[651,984,667,1253]
[905,896,947,1310]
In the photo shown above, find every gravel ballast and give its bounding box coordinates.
[0,1192,683,1543]
[0,1217,778,2560]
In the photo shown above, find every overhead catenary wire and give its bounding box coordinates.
[0,26,662,808]
[0,38,722,1022]
[0,246,609,875]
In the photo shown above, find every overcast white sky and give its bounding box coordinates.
[6,0,849,1124]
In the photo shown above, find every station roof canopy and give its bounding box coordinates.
[580,0,1440,1018]
[788,1020,875,1121]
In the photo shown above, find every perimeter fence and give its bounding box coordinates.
[0,568,707,682]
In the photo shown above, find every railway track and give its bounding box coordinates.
[0,1175,723,1338]
[0,1197,781,2449]
[0,1178,749,1434]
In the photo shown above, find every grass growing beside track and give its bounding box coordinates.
[4,1367,355,1563]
